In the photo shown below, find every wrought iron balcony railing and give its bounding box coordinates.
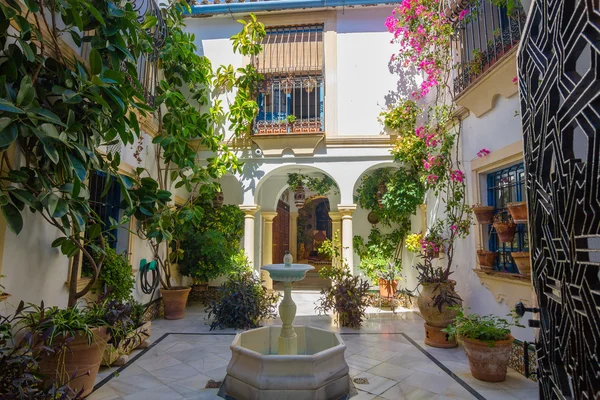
[451,0,526,96]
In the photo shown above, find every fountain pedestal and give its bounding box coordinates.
[278,281,298,355]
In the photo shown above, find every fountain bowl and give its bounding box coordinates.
[223,326,350,400]
[262,263,314,282]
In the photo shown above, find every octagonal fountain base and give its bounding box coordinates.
[222,326,350,400]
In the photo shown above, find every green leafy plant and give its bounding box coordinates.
[86,246,135,302]
[287,173,338,196]
[316,233,371,328]
[177,196,244,284]
[286,114,297,124]
[443,307,524,346]
[206,271,279,330]
[354,227,405,284]
[379,99,418,134]
[0,302,84,399]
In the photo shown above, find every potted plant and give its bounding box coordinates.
[1,302,84,398]
[511,251,531,276]
[444,307,523,382]
[22,304,111,396]
[421,227,444,258]
[101,299,151,367]
[476,249,497,271]
[507,201,527,223]
[415,257,462,347]
[493,212,517,243]
[472,204,495,224]
[286,114,297,132]
[0,275,10,302]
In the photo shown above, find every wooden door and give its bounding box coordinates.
[272,200,290,264]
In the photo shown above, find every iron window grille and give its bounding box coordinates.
[252,25,325,134]
[88,171,126,252]
[451,0,526,96]
[486,163,528,273]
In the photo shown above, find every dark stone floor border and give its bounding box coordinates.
[92,331,484,399]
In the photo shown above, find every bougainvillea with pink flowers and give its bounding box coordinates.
[385,0,473,277]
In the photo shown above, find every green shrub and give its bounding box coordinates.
[99,247,136,302]
[443,307,524,345]
[206,271,279,330]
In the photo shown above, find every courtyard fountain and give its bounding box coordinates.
[222,262,351,400]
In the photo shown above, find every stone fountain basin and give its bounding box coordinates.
[224,326,350,400]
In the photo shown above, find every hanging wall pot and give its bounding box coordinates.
[367,211,379,225]
[294,182,306,208]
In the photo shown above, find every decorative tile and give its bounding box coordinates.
[351,372,398,396]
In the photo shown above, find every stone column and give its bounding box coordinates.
[338,205,357,274]
[290,212,299,261]
[329,211,342,268]
[261,212,278,290]
[240,205,260,270]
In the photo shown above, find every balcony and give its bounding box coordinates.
[451,0,526,98]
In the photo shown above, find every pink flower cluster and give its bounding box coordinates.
[477,148,491,158]
[386,0,450,98]
[426,174,438,184]
[458,9,469,21]
[420,239,440,253]
[423,154,444,171]
[512,76,518,85]
[450,169,464,183]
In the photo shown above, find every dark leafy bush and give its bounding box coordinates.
[84,246,135,302]
[206,271,279,330]
[0,302,84,399]
[316,235,371,328]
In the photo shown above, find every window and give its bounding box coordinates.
[88,171,130,255]
[253,25,324,134]
[486,163,528,273]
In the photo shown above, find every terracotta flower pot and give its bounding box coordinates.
[462,335,514,382]
[417,281,461,328]
[39,327,110,397]
[477,250,497,268]
[161,287,191,320]
[507,201,527,223]
[511,251,531,275]
[493,221,517,243]
[473,206,494,224]
[378,278,398,299]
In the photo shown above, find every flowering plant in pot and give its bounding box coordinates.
[476,248,497,271]
[443,307,524,382]
[493,212,517,243]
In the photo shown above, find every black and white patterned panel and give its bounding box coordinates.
[518,0,600,398]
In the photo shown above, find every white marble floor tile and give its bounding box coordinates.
[379,382,438,400]
[182,389,221,400]
[122,384,184,400]
[188,354,230,373]
[149,362,201,384]
[108,372,164,397]
[476,389,520,400]
[86,384,121,400]
[136,353,182,372]
[366,362,415,382]
[168,373,214,395]
[346,354,383,371]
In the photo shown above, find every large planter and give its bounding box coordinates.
[417,281,461,328]
[462,335,514,382]
[507,202,527,224]
[511,251,531,276]
[493,221,517,243]
[477,250,497,270]
[378,278,397,299]
[473,206,494,224]
[161,287,191,320]
[39,327,109,397]
[102,321,151,366]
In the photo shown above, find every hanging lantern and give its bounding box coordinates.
[367,211,379,225]
[377,182,387,207]
[213,188,224,208]
[294,182,306,208]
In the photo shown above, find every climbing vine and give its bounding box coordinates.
[287,173,338,196]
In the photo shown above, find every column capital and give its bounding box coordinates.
[240,204,260,216]
[328,211,342,221]
[262,211,278,222]
[337,204,357,216]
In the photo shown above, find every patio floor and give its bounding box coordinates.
[90,291,538,400]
